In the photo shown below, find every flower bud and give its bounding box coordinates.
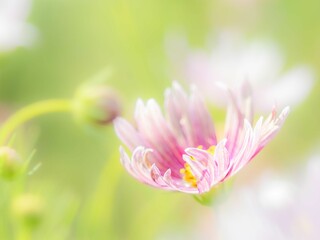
[0,146,22,180]
[73,84,121,126]
[12,194,44,229]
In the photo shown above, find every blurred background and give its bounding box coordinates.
[0,0,319,239]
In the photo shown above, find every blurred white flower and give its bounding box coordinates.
[212,153,320,240]
[0,0,37,52]
[167,31,315,112]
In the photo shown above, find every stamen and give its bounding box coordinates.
[207,146,215,155]
[180,163,197,187]
[180,145,216,187]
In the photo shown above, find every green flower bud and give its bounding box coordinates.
[12,194,44,229]
[0,146,22,180]
[73,84,121,126]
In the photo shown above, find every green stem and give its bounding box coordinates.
[81,151,122,238]
[17,225,32,240]
[0,99,72,146]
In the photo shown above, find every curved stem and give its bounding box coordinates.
[0,99,72,146]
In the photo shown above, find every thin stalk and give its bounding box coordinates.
[0,99,72,146]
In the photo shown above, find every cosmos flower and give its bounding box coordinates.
[114,82,289,194]
[0,0,37,52]
[167,31,314,112]
[211,153,320,240]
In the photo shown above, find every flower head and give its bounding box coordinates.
[114,82,289,194]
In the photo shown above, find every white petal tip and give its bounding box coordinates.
[172,81,181,89]
[283,106,290,114]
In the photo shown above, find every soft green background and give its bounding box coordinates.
[0,0,319,239]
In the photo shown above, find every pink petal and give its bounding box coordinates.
[135,99,185,173]
[213,139,231,182]
[252,106,290,158]
[228,120,255,176]
[150,165,199,193]
[165,82,217,148]
[188,86,217,147]
[114,118,143,150]
[120,146,157,187]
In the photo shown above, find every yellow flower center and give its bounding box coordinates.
[204,145,216,155]
[180,145,215,187]
[180,163,198,187]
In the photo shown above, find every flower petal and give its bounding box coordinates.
[150,165,199,193]
[120,146,157,187]
[252,106,290,158]
[224,81,254,158]
[188,86,217,147]
[165,82,217,148]
[114,118,143,150]
[134,99,185,174]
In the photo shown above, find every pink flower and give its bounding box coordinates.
[114,82,289,194]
